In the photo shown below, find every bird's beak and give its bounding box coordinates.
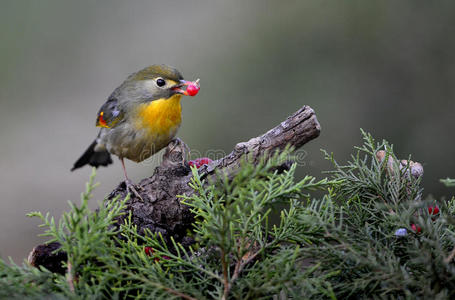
[171,79,200,96]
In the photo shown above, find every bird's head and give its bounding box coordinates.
[120,64,199,102]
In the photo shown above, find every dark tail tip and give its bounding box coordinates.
[71,140,113,171]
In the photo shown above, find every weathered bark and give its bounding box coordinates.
[28,105,321,272]
[28,242,67,274]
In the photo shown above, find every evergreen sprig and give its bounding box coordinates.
[180,152,332,299]
[305,130,455,299]
[0,132,454,299]
[441,178,455,188]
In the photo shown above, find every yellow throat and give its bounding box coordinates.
[134,94,182,136]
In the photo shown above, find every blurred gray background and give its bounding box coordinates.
[1,1,454,263]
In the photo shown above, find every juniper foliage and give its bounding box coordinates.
[0,132,454,299]
[441,178,455,188]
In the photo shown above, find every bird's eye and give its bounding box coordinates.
[156,78,166,87]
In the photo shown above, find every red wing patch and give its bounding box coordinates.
[97,111,109,128]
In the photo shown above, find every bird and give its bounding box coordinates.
[71,64,200,199]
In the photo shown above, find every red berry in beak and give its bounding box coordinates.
[186,82,200,96]
[172,79,200,96]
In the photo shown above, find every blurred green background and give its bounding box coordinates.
[1,1,454,263]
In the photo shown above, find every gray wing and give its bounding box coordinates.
[95,97,126,128]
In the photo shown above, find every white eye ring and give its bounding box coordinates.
[156,77,166,87]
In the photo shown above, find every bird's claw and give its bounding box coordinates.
[162,138,189,167]
[169,137,189,153]
[125,179,144,202]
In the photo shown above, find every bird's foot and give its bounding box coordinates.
[124,179,144,202]
[169,137,189,154]
[162,138,189,168]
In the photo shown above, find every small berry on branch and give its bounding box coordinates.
[411,224,422,234]
[188,157,213,169]
[428,205,439,215]
[144,246,170,262]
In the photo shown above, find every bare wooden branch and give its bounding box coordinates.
[207,104,320,173]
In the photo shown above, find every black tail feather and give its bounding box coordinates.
[71,140,113,171]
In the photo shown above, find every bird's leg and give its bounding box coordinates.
[120,158,144,201]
